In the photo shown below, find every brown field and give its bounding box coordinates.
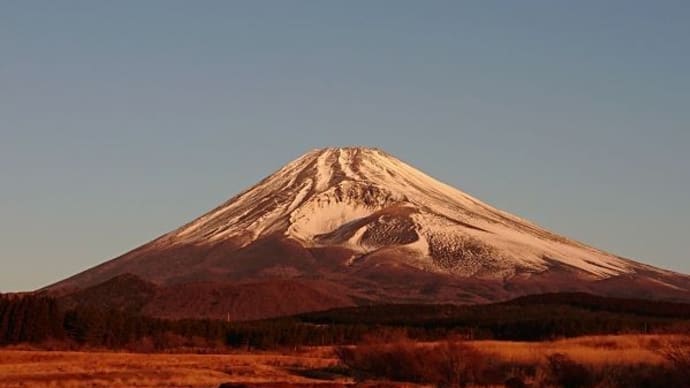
[0,335,685,387]
[0,348,344,388]
[470,334,679,366]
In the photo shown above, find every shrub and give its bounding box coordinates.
[536,353,592,388]
[504,376,527,388]
[658,337,690,384]
[593,362,690,388]
[534,352,690,388]
[430,340,487,386]
[335,337,486,387]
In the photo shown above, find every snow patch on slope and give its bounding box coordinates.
[288,191,376,242]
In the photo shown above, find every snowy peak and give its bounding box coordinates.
[47,146,690,313]
[162,147,642,280]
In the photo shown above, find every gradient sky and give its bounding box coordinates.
[1,1,689,292]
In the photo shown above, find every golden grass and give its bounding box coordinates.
[0,335,684,387]
[468,334,685,366]
[0,348,342,387]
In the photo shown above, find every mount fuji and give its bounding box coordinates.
[46,147,690,320]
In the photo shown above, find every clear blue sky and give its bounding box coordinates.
[1,1,688,291]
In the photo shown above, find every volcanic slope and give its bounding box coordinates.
[47,147,690,319]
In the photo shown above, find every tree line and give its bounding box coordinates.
[1,292,688,350]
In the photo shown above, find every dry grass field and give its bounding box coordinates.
[468,334,682,366]
[0,335,686,387]
[0,348,345,387]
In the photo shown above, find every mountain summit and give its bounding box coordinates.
[48,147,690,320]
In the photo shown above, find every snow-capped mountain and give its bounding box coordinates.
[169,146,643,278]
[47,147,690,320]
